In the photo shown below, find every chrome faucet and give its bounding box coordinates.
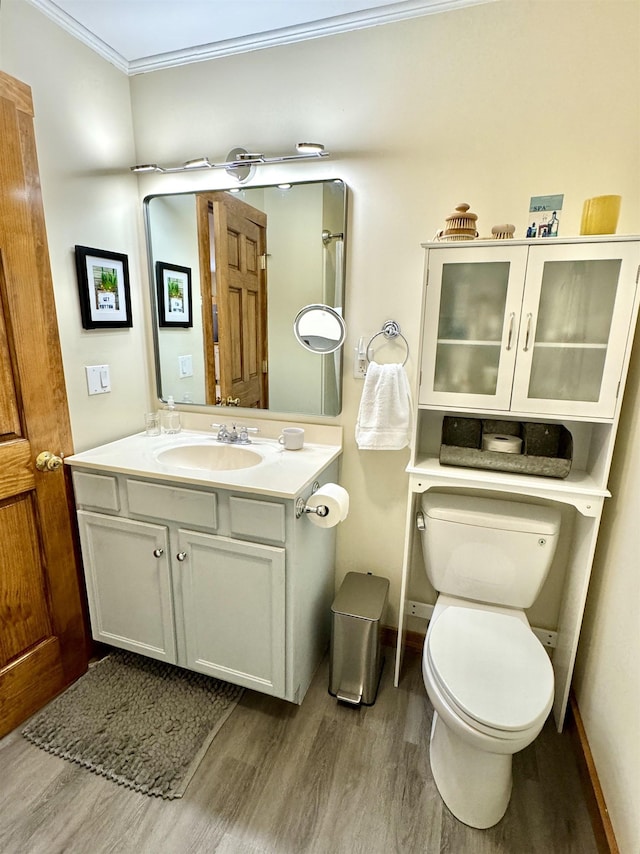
[211,422,259,445]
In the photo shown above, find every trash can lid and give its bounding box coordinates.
[331,572,390,621]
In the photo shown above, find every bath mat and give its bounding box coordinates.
[21,650,243,799]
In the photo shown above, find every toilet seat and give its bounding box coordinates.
[427,606,554,735]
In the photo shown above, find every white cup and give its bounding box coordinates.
[278,427,304,450]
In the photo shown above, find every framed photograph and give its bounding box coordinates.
[156,261,192,328]
[75,245,133,329]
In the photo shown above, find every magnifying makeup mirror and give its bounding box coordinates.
[293,304,346,354]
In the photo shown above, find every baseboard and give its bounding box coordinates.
[381,624,424,653]
[566,692,619,854]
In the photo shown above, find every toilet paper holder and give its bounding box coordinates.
[295,482,329,519]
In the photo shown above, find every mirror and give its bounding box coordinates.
[145,179,347,416]
[294,304,346,353]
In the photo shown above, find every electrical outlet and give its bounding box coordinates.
[353,339,367,379]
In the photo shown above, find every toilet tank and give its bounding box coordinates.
[420,494,561,609]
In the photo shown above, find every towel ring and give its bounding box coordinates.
[366,320,409,366]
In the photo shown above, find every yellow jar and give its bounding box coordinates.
[580,195,621,235]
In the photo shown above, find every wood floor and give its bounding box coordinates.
[0,648,597,854]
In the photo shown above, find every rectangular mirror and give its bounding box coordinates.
[145,178,347,416]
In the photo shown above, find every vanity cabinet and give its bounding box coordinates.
[397,236,640,730]
[73,465,337,704]
[420,239,640,418]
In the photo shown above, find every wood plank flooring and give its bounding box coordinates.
[0,649,597,854]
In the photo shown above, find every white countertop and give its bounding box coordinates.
[65,429,343,499]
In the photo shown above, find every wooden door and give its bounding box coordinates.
[197,192,268,408]
[0,72,88,738]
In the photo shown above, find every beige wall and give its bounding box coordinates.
[1,0,638,849]
[1,0,149,449]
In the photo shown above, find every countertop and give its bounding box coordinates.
[65,429,343,499]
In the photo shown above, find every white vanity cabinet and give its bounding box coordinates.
[397,236,640,730]
[73,463,338,704]
[420,239,640,418]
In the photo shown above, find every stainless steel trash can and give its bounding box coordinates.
[329,571,389,706]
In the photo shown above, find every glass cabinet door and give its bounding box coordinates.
[512,241,640,417]
[419,246,528,408]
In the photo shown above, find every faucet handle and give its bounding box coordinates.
[237,425,259,444]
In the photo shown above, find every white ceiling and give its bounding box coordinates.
[25,0,491,75]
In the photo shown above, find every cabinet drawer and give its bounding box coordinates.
[73,471,120,512]
[127,479,217,530]
[229,496,286,543]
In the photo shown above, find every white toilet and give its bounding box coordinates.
[418,493,561,829]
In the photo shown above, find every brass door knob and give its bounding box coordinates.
[35,451,63,472]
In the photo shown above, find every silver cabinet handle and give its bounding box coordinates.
[153,548,164,558]
[523,313,533,352]
[506,312,515,350]
[176,552,187,562]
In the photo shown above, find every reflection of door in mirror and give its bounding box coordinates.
[197,193,268,408]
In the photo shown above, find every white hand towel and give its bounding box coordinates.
[355,361,412,450]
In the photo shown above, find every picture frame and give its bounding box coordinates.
[74,245,133,329]
[156,261,192,328]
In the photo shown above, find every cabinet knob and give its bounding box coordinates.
[176,551,187,562]
[153,548,164,558]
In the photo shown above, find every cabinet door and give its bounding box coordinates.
[512,241,640,417]
[77,511,176,663]
[420,246,529,409]
[177,529,286,697]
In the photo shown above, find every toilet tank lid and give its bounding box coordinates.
[421,494,560,536]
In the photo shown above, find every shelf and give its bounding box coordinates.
[407,454,609,514]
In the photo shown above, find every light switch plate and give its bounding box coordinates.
[85,364,111,395]
[178,354,193,378]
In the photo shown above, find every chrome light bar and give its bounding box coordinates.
[130,143,329,183]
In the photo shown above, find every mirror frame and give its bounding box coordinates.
[144,178,347,416]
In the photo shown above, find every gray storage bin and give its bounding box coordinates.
[329,571,389,706]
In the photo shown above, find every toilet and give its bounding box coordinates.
[418,493,561,829]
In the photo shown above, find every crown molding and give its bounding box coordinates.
[25,0,494,76]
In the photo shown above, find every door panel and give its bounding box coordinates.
[512,242,640,416]
[420,246,528,409]
[0,71,88,737]
[202,192,268,408]
[179,529,285,696]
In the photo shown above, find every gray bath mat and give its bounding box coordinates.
[22,650,243,799]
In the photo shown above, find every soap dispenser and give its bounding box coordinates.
[161,396,181,434]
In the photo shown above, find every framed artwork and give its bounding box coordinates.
[74,245,133,329]
[156,261,192,328]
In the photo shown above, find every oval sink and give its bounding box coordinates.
[156,443,262,471]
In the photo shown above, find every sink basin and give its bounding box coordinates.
[156,443,262,471]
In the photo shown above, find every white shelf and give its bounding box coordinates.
[406,455,611,503]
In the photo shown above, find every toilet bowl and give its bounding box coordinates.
[422,596,554,828]
[417,494,561,829]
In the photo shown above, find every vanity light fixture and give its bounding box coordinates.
[130,143,329,184]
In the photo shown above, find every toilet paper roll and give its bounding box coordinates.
[305,483,349,528]
[482,433,523,454]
